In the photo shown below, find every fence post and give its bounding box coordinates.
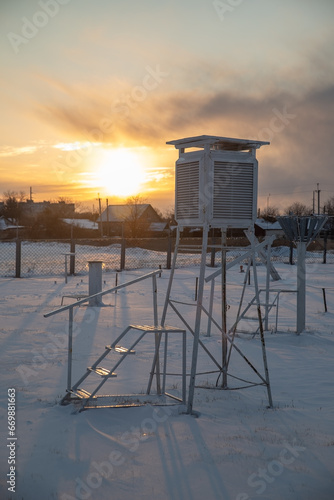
[322,288,328,312]
[289,241,294,265]
[210,234,216,267]
[323,232,327,264]
[15,239,21,278]
[120,238,126,270]
[166,231,172,270]
[70,239,75,275]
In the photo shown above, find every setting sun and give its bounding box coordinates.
[96,148,145,197]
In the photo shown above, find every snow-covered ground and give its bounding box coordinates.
[0,259,333,499]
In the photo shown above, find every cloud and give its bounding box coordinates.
[33,70,334,208]
[0,145,39,157]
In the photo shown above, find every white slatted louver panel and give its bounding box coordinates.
[213,162,255,222]
[176,161,200,222]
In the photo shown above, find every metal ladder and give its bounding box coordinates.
[61,323,187,410]
[229,289,279,334]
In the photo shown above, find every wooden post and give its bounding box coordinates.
[194,277,199,301]
[289,241,294,265]
[323,232,328,264]
[322,288,328,313]
[120,232,126,271]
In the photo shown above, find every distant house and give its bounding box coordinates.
[19,200,75,219]
[62,218,99,237]
[98,204,162,237]
[147,221,169,236]
[255,218,285,239]
[0,216,24,240]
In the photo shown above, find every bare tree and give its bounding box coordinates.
[324,196,334,215]
[1,191,21,223]
[284,202,312,216]
[163,206,176,225]
[18,191,27,202]
[260,205,280,221]
[124,195,148,237]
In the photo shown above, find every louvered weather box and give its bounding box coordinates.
[167,135,269,228]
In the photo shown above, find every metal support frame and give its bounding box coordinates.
[161,225,274,414]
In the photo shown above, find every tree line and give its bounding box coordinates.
[1,190,334,239]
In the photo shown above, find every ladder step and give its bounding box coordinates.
[70,388,94,399]
[106,345,136,354]
[88,366,117,377]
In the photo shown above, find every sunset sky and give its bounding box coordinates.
[1,0,334,214]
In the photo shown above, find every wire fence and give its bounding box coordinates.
[0,238,333,278]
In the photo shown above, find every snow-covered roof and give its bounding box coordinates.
[98,204,150,223]
[167,135,269,151]
[148,222,168,232]
[0,216,23,231]
[255,218,283,231]
[62,218,98,230]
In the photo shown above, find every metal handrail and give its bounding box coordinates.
[43,269,163,392]
[44,269,162,318]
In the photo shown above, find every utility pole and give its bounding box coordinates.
[106,198,109,236]
[97,194,103,237]
[317,183,321,215]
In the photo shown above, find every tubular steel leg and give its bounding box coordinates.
[67,307,74,392]
[147,331,163,395]
[161,227,180,326]
[227,257,252,366]
[251,229,273,408]
[162,332,168,394]
[297,242,307,334]
[182,331,186,403]
[258,306,273,408]
[221,230,227,389]
[265,242,271,331]
[187,226,209,414]
[206,278,215,337]
[152,274,161,392]
[275,292,280,333]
